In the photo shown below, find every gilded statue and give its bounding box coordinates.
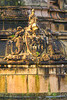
[4,9,65,62]
[29,9,38,32]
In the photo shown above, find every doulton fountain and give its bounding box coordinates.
[0,0,67,99]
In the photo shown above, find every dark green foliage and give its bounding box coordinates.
[0,0,25,6]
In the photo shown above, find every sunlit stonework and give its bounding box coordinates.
[4,9,65,63]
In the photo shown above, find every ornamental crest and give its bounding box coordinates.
[4,9,65,63]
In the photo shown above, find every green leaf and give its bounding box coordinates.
[36,52,40,56]
[11,35,15,38]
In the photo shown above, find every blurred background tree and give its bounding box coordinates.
[0,0,25,6]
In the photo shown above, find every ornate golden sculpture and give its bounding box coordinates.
[29,9,38,32]
[4,9,65,63]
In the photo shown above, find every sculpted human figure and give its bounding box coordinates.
[12,26,24,54]
[29,9,38,33]
[29,9,37,24]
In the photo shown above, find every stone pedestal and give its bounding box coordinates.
[0,65,66,95]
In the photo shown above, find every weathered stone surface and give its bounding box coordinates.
[0,68,66,94]
[38,65,57,68]
[42,10,48,17]
[0,68,15,74]
[16,65,28,68]
[51,23,56,31]
[35,10,42,17]
[16,67,37,74]
[16,68,28,74]
[7,75,27,93]
[28,75,36,93]
[49,68,56,75]
[49,75,58,92]
[23,0,47,6]
[38,68,45,75]
[28,75,48,93]
[35,10,48,17]
[39,75,48,93]
[59,24,64,31]
[28,68,37,74]
[30,65,36,68]
[59,0,63,9]
[0,76,5,93]
[60,76,67,92]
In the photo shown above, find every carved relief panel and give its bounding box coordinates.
[58,0,67,9]
[64,0,67,9]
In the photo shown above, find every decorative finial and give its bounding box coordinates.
[32,9,35,12]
